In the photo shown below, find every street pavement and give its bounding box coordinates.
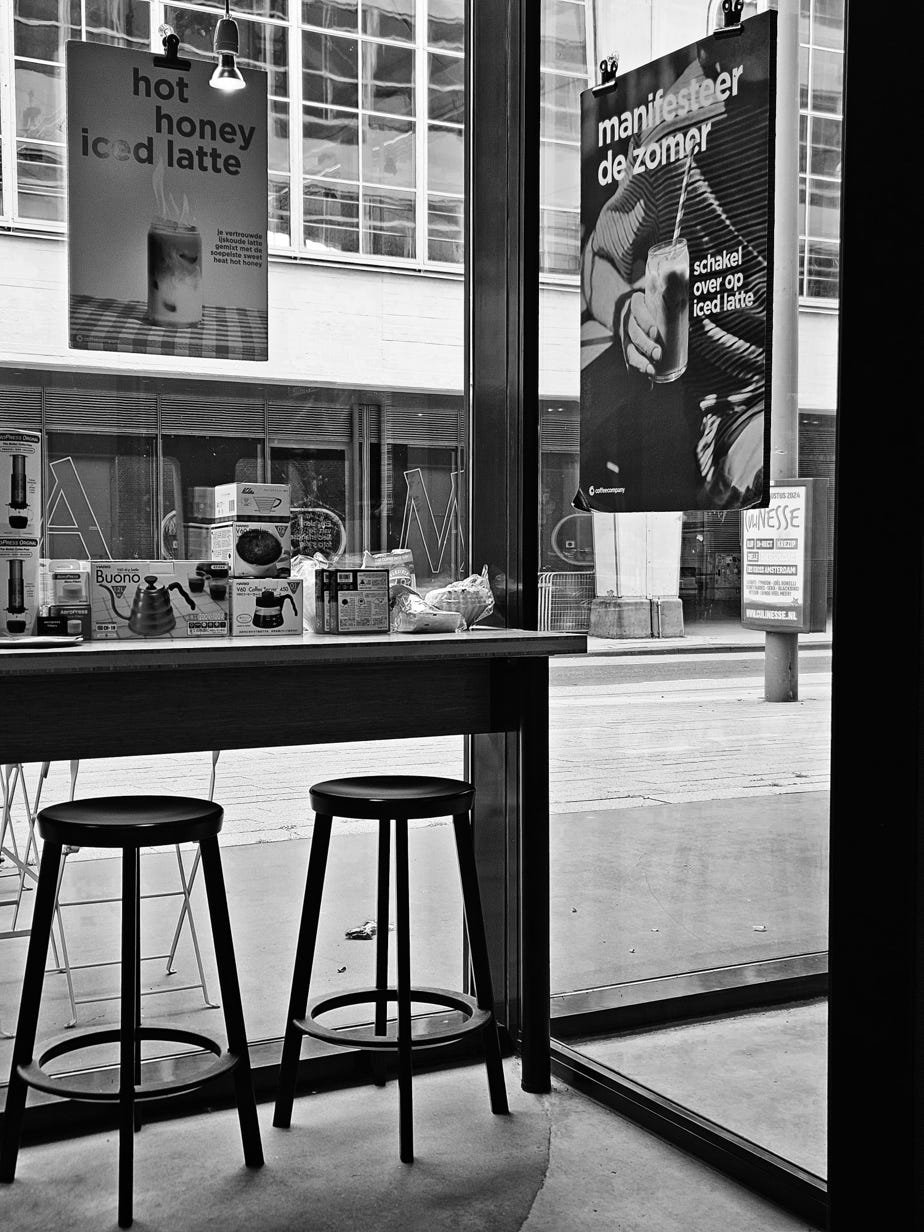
[6,619,834,854]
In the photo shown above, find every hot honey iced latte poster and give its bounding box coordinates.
[66,41,268,361]
[577,12,776,514]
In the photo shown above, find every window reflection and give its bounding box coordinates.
[428,0,463,51]
[363,116,415,188]
[362,41,415,116]
[303,106,360,181]
[303,0,357,30]
[302,32,359,108]
[362,0,414,43]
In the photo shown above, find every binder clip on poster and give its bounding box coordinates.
[714,0,746,39]
[592,53,619,97]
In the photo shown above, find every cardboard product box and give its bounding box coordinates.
[37,604,92,638]
[210,520,291,578]
[0,536,39,636]
[315,567,390,633]
[0,426,42,535]
[214,482,290,522]
[89,559,230,640]
[229,578,303,636]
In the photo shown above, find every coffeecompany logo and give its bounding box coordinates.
[588,484,624,497]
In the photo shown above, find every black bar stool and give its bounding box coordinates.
[273,775,508,1162]
[0,795,264,1229]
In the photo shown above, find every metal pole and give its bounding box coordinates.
[764,0,801,701]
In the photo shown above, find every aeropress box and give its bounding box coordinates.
[90,559,230,639]
[0,537,39,636]
[0,426,41,534]
[37,559,91,638]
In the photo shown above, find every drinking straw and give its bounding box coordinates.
[671,152,694,245]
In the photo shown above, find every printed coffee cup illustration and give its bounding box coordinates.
[5,559,27,633]
[8,454,29,529]
[252,589,297,629]
[235,527,283,575]
[101,574,196,636]
[252,495,282,513]
[194,560,230,598]
[147,217,203,327]
[644,238,689,383]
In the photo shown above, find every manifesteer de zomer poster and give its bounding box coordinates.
[67,41,268,361]
[577,12,777,514]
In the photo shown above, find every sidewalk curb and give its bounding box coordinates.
[575,638,833,658]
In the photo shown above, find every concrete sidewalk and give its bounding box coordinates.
[581,617,833,657]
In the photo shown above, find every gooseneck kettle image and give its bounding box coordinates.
[252,589,297,629]
[5,559,27,633]
[101,574,196,636]
[8,454,28,529]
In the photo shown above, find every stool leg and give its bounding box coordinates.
[452,811,509,1115]
[394,817,413,1163]
[0,840,62,1184]
[372,818,390,1087]
[273,814,333,1129]
[133,849,142,1134]
[118,847,139,1229]
[198,836,264,1169]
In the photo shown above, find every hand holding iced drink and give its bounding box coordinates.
[148,218,203,327]
[644,239,689,383]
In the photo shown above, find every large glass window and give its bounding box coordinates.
[798,0,844,300]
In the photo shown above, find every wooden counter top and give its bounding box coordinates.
[0,628,586,677]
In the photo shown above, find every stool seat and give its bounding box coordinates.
[37,796,224,849]
[308,776,474,820]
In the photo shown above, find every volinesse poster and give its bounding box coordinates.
[67,41,268,361]
[577,12,776,514]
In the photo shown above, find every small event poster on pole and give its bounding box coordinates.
[66,41,268,361]
[740,478,828,633]
[576,11,777,514]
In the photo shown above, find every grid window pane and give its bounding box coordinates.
[84,0,151,51]
[362,114,415,186]
[303,31,359,107]
[813,0,844,49]
[541,72,582,142]
[805,239,839,298]
[362,0,414,42]
[799,45,809,109]
[15,63,64,142]
[799,114,808,175]
[809,115,841,178]
[428,0,463,51]
[268,98,291,174]
[540,0,586,73]
[811,48,843,113]
[363,41,414,116]
[363,188,415,257]
[427,126,462,195]
[269,173,291,245]
[303,105,360,180]
[304,179,360,252]
[177,0,288,15]
[540,139,579,212]
[17,142,65,221]
[14,0,80,62]
[540,207,579,275]
[427,194,463,263]
[807,177,840,240]
[428,52,464,125]
[800,0,810,42]
[303,0,357,28]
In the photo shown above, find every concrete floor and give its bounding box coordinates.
[0,1059,817,1232]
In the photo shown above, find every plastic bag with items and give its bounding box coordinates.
[389,584,465,634]
[424,566,494,629]
[290,552,329,631]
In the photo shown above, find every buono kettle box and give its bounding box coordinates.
[90,560,230,639]
[229,578,303,635]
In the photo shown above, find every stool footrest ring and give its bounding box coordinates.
[295,985,492,1051]
[18,1024,239,1103]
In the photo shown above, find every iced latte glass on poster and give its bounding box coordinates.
[644,238,689,383]
[147,218,203,327]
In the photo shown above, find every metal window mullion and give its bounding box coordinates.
[289,12,303,252]
[357,33,365,253]
[415,0,426,263]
